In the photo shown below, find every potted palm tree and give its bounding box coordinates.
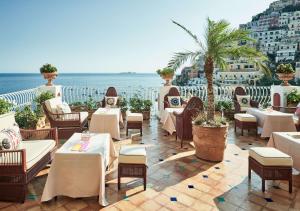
[40,63,58,86]
[156,68,175,86]
[276,63,295,86]
[168,18,270,162]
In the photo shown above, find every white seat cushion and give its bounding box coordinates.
[60,111,88,122]
[80,112,88,123]
[127,113,143,122]
[240,107,249,112]
[249,147,293,167]
[119,145,146,164]
[293,115,299,124]
[234,113,257,122]
[45,97,62,113]
[19,139,56,170]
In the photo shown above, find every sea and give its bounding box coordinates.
[0,73,162,94]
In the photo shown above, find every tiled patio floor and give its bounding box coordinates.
[1,118,300,211]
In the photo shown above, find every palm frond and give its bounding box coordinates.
[168,51,201,70]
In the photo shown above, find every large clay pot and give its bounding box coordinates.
[142,110,150,120]
[192,124,228,162]
[42,72,58,86]
[162,74,174,86]
[277,73,294,86]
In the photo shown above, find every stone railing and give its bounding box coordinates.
[0,85,271,110]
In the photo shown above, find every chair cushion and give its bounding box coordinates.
[240,107,249,112]
[57,102,71,114]
[249,147,293,167]
[119,145,146,164]
[80,112,88,123]
[168,96,182,108]
[105,96,118,107]
[234,113,257,122]
[60,111,88,123]
[45,97,62,114]
[127,113,143,122]
[19,139,56,170]
[236,95,251,108]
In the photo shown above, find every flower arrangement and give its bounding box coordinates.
[156,68,175,78]
[287,89,300,106]
[40,64,58,73]
[276,64,295,74]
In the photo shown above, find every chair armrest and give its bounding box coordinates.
[233,100,241,113]
[0,149,26,171]
[250,100,259,108]
[52,112,81,122]
[20,128,58,146]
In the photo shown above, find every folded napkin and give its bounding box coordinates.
[71,141,90,152]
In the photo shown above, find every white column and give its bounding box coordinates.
[157,85,178,118]
[37,85,62,98]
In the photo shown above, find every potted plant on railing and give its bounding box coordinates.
[276,63,295,86]
[168,18,270,162]
[129,94,152,120]
[156,68,175,86]
[286,89,300,108]
[119,96,128,120]
[40,63,58,86]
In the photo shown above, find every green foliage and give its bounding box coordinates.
[276,63,295,74]
[156,68,175,77]
[15,106,38,129]
[34,91,55,116]
[119,96,128,113]
[40,63,58,73]
[286,89,300,105]
[193,113,227,127]
[129,94,152,113]
[0,99,13,115]
[85,97,97,110]
[69,101,84,106]
[215,100,233,112]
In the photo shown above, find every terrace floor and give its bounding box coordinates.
[1,118,300,211]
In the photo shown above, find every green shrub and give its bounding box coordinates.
[276,64,295,74]
[15,106,38,129]
[119,96,128,113]
[34,91,55,116]
[156,68,175,77]
[287,89,300,105]
[215,100,233,112]
[129,95,152,113]
[142,100,152,111]
[0,99,13,115]
[40,63,58,73]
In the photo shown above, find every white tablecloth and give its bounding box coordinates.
[268,132,300,171]
[41,133,117,206]
[89,108,123,140]
[160,108,184,134]
[247,108,296,138]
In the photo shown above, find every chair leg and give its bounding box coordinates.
[234,120,236,132]
[262,179,265,192]
[126,127,128,136]
[143,166,147,191]
[289,172,293,193]
[181,138,183,148]
[118,166,121,190]
[248,165,251,180]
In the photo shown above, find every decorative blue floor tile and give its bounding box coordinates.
[215,166,220,170]
[123,196,129,201]
[159,158,164,161]
[170,197,177,202]
[217,197,225,203]
[202,175,208,179]
[27,194,37,200]
[188,185,194,189]
[264,198,273,202]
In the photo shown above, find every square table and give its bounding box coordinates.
[268,132,300,171]
[89,108,123,140]
[41,133,117,206]
[247,108,296,138]
[160,108,184,135]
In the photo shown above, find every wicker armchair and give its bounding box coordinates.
[42,100,88,139]
[173,97,204,148]
[101,87,119,107]
[163,87,187,109]
[233,87,259,113]
[0,113,58,203]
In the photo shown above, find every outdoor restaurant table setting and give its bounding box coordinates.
[89,107,123,140]
[41,132,117,206]
[160,107,184,134]
[268,132,300,172]
[247,107,296,138]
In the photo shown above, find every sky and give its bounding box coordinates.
[0,0,275,73]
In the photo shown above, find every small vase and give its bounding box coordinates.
[42,72,58,86]
[277,73,294,86]
[162,74,174,86]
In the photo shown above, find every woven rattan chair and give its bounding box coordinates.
[233,87,259,113]
[174,97,204,148]
[101,87,119,107]
[163,87,187,109]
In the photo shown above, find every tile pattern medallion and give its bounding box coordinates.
[1,118,300,211]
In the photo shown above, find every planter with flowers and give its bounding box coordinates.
[276,64,295,86]
[156,68,175,86]
[40,64,58,86]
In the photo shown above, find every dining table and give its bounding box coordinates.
[89,107,123,140]
[160,107,184,135]
[41,133,117,206]
[268,132,300,171]
[247,107,296,138]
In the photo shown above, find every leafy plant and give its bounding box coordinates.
[129,94,152,113]
[34,91,55,116]
[85,97,97,110]
[0,98,13,115]
[40,63,58,73]
[215,100,233,112]
[156,68,175,77]
[69,101,84,106]
[15,106,38,129]
[142,100,153,111]
[193,112,227,127]
[168,18,270,126]
[119,96,128,113]
[287,89,300,105]
[276,63,295,74]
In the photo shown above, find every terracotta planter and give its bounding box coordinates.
[42,72,58,86]
[192,124,228,162]
[121,111,127,120]
[277,73,294,86]
[162,74,174,86]
[142,111,150,120]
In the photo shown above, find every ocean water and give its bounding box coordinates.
[0,73,162,94]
